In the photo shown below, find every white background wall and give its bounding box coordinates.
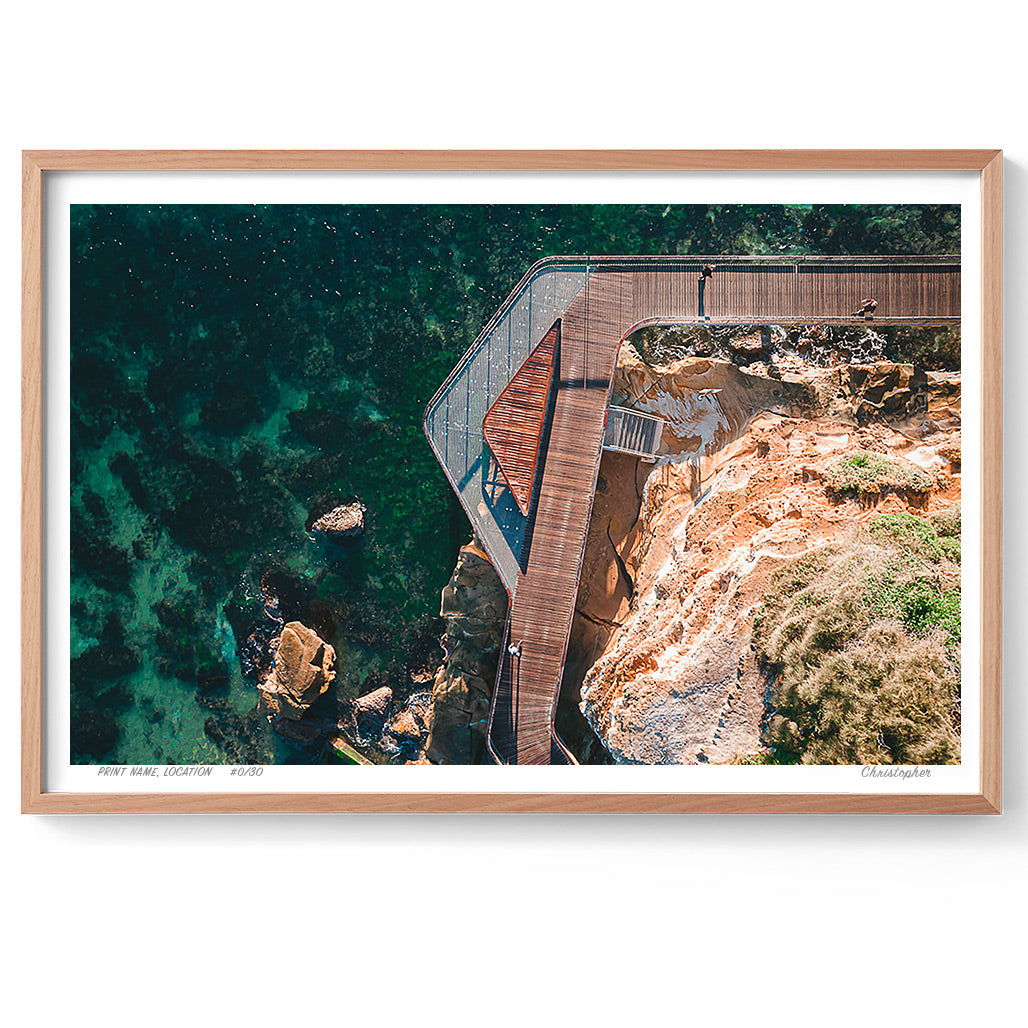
[3,3,1024,1025]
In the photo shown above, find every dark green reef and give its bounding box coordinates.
[70,203,960,764]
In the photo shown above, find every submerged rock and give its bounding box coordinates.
[239,622,279,681]
[257,566,337,640]
[257,621,336,721]
[311,502,365,541]
[202,709,273,763]
[73,708,120,761]
[268,716,324,745]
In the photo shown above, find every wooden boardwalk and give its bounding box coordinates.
[425,256,961,764]
[489,273,636,763]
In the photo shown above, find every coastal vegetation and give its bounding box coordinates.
[753,509,961,765]
[822,451,939,500]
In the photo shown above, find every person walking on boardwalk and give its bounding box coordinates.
[851,297,878,319]
[698,264,714,319]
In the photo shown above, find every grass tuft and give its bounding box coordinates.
[823,450,936,499]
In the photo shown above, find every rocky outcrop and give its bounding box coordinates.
[257,621,336,721]
[635,322,960,374]
[728,329,773,361]
[927,371,961,428]
[389,708,422,743]
[311,502,365,541]
[612,346,928,459]
[426,541,509,764]
[576,350,961,764]
[841,363,927,424]
[424,343,957,766]
[334,679,433,763]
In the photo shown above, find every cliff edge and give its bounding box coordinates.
[574,345,961,764]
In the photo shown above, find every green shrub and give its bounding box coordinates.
[728,750,787,765]
[870,511,944,557]
[930,505,961,560]
[823,450,936,498]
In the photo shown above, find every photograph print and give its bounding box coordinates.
[70,203,962,767]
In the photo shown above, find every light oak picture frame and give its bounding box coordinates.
[22,149,1003,813]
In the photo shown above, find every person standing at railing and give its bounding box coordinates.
[698,264,714,319]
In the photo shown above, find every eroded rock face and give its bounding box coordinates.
[842,363,927,424]
[927,371,961,427]
[258,621,336,721]
[612,349,812,459]
[576,351,960,764]
[426,541,509,764]
[613,347,928,456]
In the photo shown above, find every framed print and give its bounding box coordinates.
[22,150,1002,812]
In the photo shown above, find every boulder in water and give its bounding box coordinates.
[257,622,336,721]
[311,502,365,541]
[389,708,422,743]
[348,685,393,735]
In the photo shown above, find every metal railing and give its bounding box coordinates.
[423,262,590,590]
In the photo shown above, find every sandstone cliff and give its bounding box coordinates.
[574,346,961,764]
